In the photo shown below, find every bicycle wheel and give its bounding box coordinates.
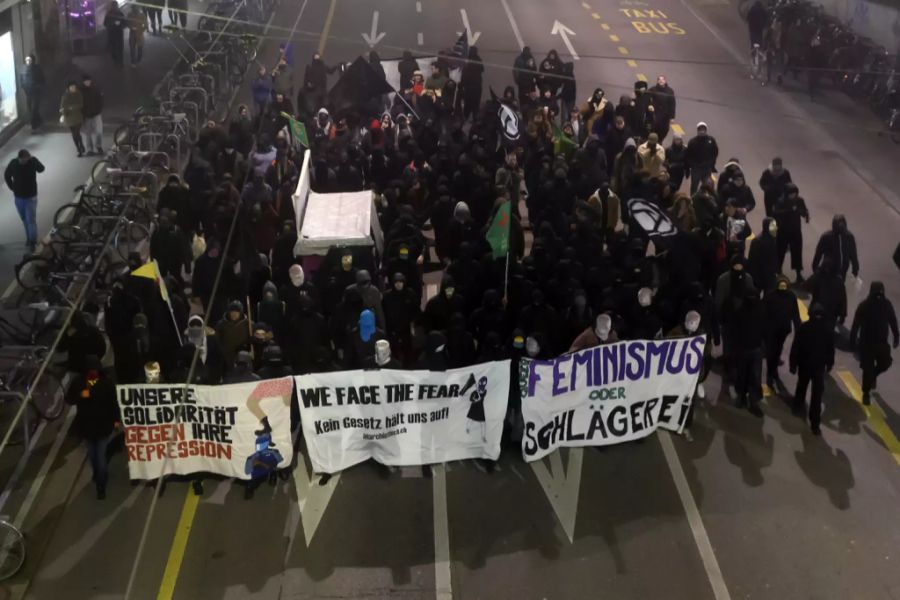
[17,368,65,421]
[14,256,53,292]
[0,395,39,446]
[115,222,151,262]
[92,159,115,184]
[0,520,25,580]
[16,305,64,347]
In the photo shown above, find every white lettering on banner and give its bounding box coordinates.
[295,361,511,474]
[116,378,294,480]
[520,337,705,461]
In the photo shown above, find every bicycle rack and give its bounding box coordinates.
[170,87,210,120]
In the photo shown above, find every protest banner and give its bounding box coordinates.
[519,337,706,461]
[116,377,294,480]
[295,361,510,473]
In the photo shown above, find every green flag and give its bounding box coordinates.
[281,112,309,148]
[552,122,577,160]
[485,200,512,259]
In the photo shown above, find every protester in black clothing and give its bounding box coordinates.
[460,47,484,119]
[19,54,45,130]
[763,275,801,392]
[362,339,402,369]
[790,303,835,434]
[772,182,809,282]
[685,122,718,193]
[812,214,859,281]
[850,281,899,404]
[67,355,119,499]
[59,311,106,373]
[513,47,537,102]
[806,258,847,331]
[747,217,779,292]
[650,75,675,141]
[759,157,792,217]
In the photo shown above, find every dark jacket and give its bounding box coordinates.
[5,156,45,198]
[747,218,778,291]
[790,314,835,372]
[81,84,104,118]
[759,167,792,215]
[851,282,899,348]
[812,216,859,279]
[685,135,719,170]
[19,63,45,93]
[67,371,119,440]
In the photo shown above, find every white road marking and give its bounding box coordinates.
[499,0,524,50]
[425,283,439,301]
[0,420,47,513]
[459,9,481,45]
[292,454,341,546]
[529,448,583,542]
[362,11,386,48]
[416,1,421,12]
[551,20,579,61]
[432,464,453,600]
[12,411,74,530]
[418,32,424,45]
[659,432,731,600]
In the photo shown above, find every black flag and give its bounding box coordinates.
[626,197,679,239]
[490,88,520,146]
[327,56,394,115]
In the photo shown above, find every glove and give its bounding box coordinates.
[789,365,797,375]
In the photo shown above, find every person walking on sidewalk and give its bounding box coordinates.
[145,0,164,34]
[59,81,86,156]
[19,54,45,131]
[104,2,127,67]
[127,4,147,67]
[168,0,188,28]
[4,149,45,252]
[66,355,120,500]
[81,74,104,155]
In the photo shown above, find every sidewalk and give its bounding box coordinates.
[0,5,204,301]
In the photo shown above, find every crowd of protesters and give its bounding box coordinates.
[61,43,898,499]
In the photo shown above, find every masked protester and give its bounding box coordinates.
[66,355,119,499]
[216,300,250,369]
[347,269,386,329]
[716,256,757,392]
[382,273,420,366]
[281,264,319,315]
[806,258,847,331]
[629,287,663,340]
[150,212,192,287]
[285,295,329,373]
[256,282,286,342]
[344,309,387,368]
[789,303,835,434]
[812,214,859,281]
[650,75,676,140]
[729,289,766,417]
[59,310,107,374]
[748,217,779,292]
[667,310,710,439]
[225,351,260,384]
[424,274,465,332]
[183,314,224,384]
[363,339,402,369]
[569,313,618,352]
[249,322,274,370]
[680,282,721,347]
[772,182,809,282]
[666,134,687,191]
[419,331,449,371]
[257,345,292,379]
[850,281,899,404]
[759,157,792,217]
[763,275,801,392]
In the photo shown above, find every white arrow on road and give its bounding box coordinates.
[458,9,481,46]
[362,11,386,47]
[530,448,583,542]
[551,19,579,60]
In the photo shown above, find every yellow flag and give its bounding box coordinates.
[130,259,170,303]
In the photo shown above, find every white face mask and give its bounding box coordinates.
[289,266,305,287]
[144,362,161,383]
[594,315,612,341]
[526,337,540,357]
[685,311,701,333]
[638,288,653,308]
[767,221,778,236]
[187,326,204,346]
[375,340,391,366]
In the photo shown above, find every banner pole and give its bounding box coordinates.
[503,250,510,303]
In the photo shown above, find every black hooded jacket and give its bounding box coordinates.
[747,217,779,291]
[851,282,899,348]
[812,215,858,278]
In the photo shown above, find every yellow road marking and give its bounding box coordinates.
[592,12,601,19]
[609,34,620,42]
[582,1,591,8]
[636,73,647,82]
[157,490,201,599]
[762,383,772,397]
[626,59,638,67]
[600,23,610,30]
[797,298,809,322]
[318,0,337,55]
[671,122,684,135]
[618,46,629,55]
[835,370,900,466]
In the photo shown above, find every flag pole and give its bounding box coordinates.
[503,250,510,304]
[153,260,183,346]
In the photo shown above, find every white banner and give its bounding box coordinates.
[295,361,511,473]
[520,337,706,461]
[117,378,294,480]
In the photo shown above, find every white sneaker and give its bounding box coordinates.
[683,428,694,442]
[696,383,706,399]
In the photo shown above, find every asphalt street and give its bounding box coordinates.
[8,0,900,599]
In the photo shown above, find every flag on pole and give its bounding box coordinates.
[490,88,521,147]
[280,112,309,148]
[449,31,468,70]
[552,122,577,161]
[485,200,512,259]
[131,260,182,345]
